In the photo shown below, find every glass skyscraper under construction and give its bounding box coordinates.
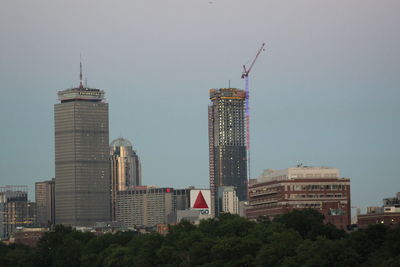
[208,88,248,212]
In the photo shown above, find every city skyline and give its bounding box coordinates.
[0,0,399,211]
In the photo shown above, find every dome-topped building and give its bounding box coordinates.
[110,137,133,148]
[110,137,142,220]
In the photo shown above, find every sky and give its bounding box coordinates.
[0,0,399,211]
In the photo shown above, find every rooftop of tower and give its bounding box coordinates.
[58,60,105,103]
[110,137,133,147]
[57,87,105,103]
[209,88,246,100]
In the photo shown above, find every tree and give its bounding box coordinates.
[35,225,94,267]
[274,209,345,239]
[255,229,302,267]
[209,235,261,266]
[3,244,35,267]
[348,223,388,264]
[283,237,360,267]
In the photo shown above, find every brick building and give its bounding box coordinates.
[358,192,400,229]
[246,166,351,229]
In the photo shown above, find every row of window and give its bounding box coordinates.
[290,173,337,178]
[292,184,346,191]
[291,194,344,199]
[293,203,322,209]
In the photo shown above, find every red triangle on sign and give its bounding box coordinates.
[193,191,209,209]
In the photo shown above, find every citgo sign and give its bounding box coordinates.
[190,189,212,215]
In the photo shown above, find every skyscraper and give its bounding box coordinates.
[110,137,141,220]
[35,179,55,227]
[54,68,110,226]
[208,88,248,212]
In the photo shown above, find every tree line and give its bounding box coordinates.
[1,209,400,267]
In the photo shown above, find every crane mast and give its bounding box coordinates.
[241,43,265,183]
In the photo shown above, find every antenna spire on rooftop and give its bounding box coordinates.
[79,53,83,89]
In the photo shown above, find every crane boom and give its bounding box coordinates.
[241,43,265,184]
[242,43,266,78]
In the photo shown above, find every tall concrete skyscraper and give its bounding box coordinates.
[35,179,55,227]
[110,137,141,220]
[54,69,110,226]
[208,88,248,211]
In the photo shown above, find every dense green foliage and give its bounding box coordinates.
[2,209,400,266]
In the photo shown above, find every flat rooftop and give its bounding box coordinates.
[209,88,245,100]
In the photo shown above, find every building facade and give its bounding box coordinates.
[13,228,48,247]
[217,186,239,215]
[358,213,400,229]
[0,186,35,239]
[173,188,191,211]
[116,187,174,228]
[208,88,247,213]
[35,179,55,226]
[110,137,141,220]
[383,192,400,207]
[55,83,110,226]
[358,192,400,229]
[246,166,351,229]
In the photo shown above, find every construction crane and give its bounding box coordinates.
[241,43,266,182]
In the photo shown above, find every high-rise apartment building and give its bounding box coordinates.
[55,76,110,226]
[35,179,55,226]
[110,137,141,220]
[208,88,248,211]
[217,186,239,215]
[0,186,35,239]
[246,166,351,229]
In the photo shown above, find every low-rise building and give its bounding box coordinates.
[246,166,351,229]
[358,192,400,229]
[358,213,400,229]
[171,189,213,224]
[366,206,383,214]
[13,228,48,247]
[116,187,174,228]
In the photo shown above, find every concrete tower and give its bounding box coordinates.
[54,67,110,226]
[208,88,248,212]
[35,179,55,226]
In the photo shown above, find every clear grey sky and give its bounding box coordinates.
[0,0,399,211]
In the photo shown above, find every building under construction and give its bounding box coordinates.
[208,88,248,213]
